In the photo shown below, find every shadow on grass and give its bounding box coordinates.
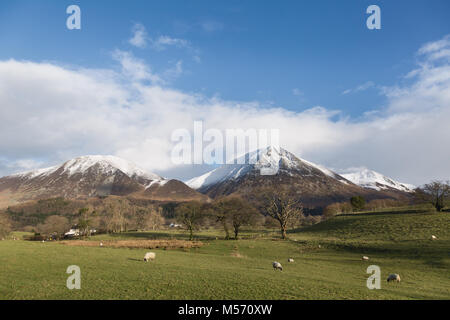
[105,229,277,241]
[338,208,429,217]
[321,240,450,266]
[127,258,143,262]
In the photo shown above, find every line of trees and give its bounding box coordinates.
[415,181,450,212]
[174,189,306,240]
[1,191,313,241]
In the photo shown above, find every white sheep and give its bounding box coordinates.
[287,258,294,263]
[431,235,437,240]
[272,261,283,271]
[100,242,103,247]
[387,274,401,283]
[144,252,156,262]
[362,256,369,261]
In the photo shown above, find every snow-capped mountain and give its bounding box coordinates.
[341,168,415,192]
[0,155,204,207]
[12,155,163,182]
[185,146,413,209]
[186,146,350,191]
[186,146,390,209]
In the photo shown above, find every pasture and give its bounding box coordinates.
[0,209,449,299]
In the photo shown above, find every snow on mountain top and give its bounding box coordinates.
[186,146,287,189]
[11,165,59,179]
[186,164,250,190]
[61,155,162,180]
[186,145,347,189]
[11,155,162,181]
[341,168,415,192]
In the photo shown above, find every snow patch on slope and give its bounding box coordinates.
[11,165,59,179]
[341,168,415,192]
[145,179,169,189]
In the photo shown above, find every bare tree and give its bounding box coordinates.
[416,181,450,212]
[103,198,132,233]
[226,197,259,240]
[142,207,165,231]
[263,189,303,239]
[211,199,232,239]
[175,201,205,240]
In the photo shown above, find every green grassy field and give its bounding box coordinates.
[0,209,449,300]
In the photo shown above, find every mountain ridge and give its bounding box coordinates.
[0,155,206,208]
[185,146,413,209]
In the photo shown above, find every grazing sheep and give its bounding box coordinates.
[100,242,103,247]
[362,256,369,261]
[272,261,283,271]
[288,258,294,263]
[144,252,156,262]
[387,274,401,283]
[318,245,321,248]
[431,235,437,240]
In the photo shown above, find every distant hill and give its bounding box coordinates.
[341,168,415,192]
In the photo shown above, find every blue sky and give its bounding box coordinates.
[0,1,449,185]
[1,0,448,116]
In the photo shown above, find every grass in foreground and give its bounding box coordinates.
[0,209,449,299]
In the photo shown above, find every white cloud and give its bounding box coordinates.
[0,35,449,186]
[418,35,450,61]
[129,23,148,48]
[164,60,183,80]
[342,81,375,95]
[112,50,162,84]
[128,23,199,60]
[151,36,190,51]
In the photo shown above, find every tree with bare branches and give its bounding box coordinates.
[175,201,205,240]
[262,189,303,239]
[211,198,231,239]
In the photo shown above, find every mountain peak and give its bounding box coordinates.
[186,146,349,190]
[11,155,162,181]
[341,168,415,192]
[61,155,162,180]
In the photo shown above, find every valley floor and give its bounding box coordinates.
[0,209,449,299]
